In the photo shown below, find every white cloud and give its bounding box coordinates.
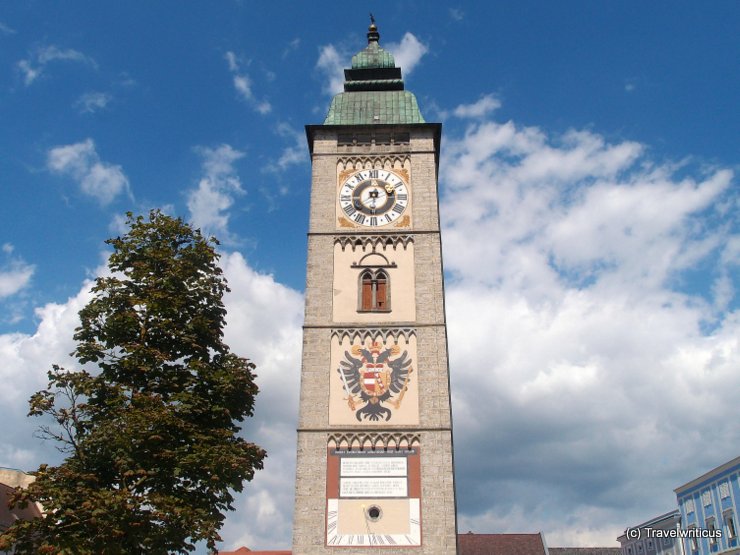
[0,267,33,299]
[386,32,428,76]
[224,51,239,73]
[16,60,40,87]
[224,51,271,114]
[217,252,303,550]
[47,139,131,205]
[316,44,345,96]
[17,45,96,86]
[0,279,93,470]
[256,123,306,210]
[75,91,112,113]
[0,246,34,298]
[233,74,252,98]
[453,94,502,119]
[449,8,465,21]
[282,37,301,59]
[274,122,306,171]
[37,45,94,66]
[0,21,16,35]
[187,144,246,241]
[441,110,738,544]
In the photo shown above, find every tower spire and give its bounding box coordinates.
[321,19,426,125]
[368,13,380,43]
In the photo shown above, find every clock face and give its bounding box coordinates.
[339,169,409,227]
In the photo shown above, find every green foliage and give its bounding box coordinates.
[0,211,266,554]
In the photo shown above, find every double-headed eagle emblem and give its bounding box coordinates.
[337,342,413,422]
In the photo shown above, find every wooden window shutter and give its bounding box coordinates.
[361,272,373,311]
[375,272,387,309]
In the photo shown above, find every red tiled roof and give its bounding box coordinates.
[219,534,619,555]
[223,532,620,555]
[458,532,548,555]
[550,548,621,555]
[218,548,291,555]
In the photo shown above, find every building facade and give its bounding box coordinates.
[675,457,740,555]
[291,20,458,554]
[617,511,682,555]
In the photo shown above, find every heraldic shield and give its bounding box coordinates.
[336,340,414,422]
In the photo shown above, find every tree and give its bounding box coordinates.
[0,211,266,554]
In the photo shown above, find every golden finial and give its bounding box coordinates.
[368,13,380,43]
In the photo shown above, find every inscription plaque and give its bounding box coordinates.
[340,477,408,498]
[340,457,407,477]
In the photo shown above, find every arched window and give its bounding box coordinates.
[359,269,390,312]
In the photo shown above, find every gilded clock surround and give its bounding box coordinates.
[336,159,412,230]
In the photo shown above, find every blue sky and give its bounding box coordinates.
[1,1,738,552]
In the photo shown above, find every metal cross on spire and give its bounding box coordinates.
[367,13,380,43]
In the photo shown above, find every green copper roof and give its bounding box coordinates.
[351,41,395,69]
[324,91,425,125]
[322,20,425,125]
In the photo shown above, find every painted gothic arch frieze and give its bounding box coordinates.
[337,156,410,185]
[327,433,421,452]
[335,235,413,252]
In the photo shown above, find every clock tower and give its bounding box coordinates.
[292,20,458,554]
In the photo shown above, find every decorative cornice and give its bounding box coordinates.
[336,234,413,251]
[308,229,439,237]
[327,432,420,452]
[330,327,417,343]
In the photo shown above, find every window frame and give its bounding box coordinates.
[688,525,699,553]
[724,511,737,540]
[706,518,717,547]
[357,268,392,313]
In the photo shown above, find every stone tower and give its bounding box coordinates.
[292,20,457,554]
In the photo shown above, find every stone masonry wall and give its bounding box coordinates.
[293,124,457,554]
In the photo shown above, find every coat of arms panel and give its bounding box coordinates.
[329,334,419,426]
